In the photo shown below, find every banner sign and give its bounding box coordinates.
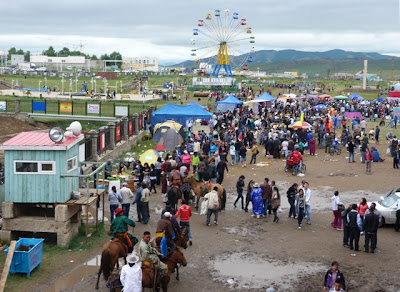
[115,105,128,116]
[192,77,235,86]
[128,121,133,135]
[116,125,121,141]
[139,114,143,129]
[99,133,105,150]
[60,102,72,114]
[0,101,6,111]
[87,103,100,114]
[32,101,45,112]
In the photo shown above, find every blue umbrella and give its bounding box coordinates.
[349,93,363,101]
[314,104,328,110]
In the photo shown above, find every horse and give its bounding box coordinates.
[184,176,226,210]
[150,226,189,251]
[95,240,128,289]
[166,186,183,211]
[105,248,187,292]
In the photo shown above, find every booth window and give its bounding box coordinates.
[67,157,78,172]
[14,161,56,175]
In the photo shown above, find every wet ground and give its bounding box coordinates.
[37,143,400,291]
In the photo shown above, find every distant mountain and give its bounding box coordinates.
[173,49,394,69]
[172,49,398,78]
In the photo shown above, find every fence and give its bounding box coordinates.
[0,99,151,118]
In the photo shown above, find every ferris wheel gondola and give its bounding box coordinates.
[191,9,255,77]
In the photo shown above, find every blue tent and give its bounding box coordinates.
[216,95,243,112]
[151,104,212,129]
[349,93,363,101]
[255,92,276,101]
[188,101,207,109]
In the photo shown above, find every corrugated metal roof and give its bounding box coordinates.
[2,132,83,147]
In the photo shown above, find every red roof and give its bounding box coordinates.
[1,132,83,149]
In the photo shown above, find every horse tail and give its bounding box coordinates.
[221,189,227,211]
[101,248,112,281]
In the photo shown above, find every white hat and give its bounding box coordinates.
[254,183,260,188]
[164,212,172,218]
[122,182,128,186]
[184,150,188,154]
[126,253,139,264]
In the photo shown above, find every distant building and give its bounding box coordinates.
[122,57,159,72]
[283,72,298,77]
[30,55,89,70]
[11,54,24,66]
[354,70,382,82]
[333,73,355,80]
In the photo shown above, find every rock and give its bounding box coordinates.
[227,278,234,285]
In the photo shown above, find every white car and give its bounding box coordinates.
[371,188,399,226]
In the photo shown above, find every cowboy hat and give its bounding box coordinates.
[126,253,139,264]
[114,207,124,216]
[164,212,172,218]
[254,183,260,187]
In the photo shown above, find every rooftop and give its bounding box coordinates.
[0,132,84,151]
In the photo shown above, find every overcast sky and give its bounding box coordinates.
[2,0,400,63]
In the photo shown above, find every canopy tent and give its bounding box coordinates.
[334,95,348,100]
[255,92,276,101]
[349,93,363,101]
[318,94,332,100]
[157,128,184,152]
[306,94,319,100]
[376,97,383,102]
[344,112,363,121]
[360,100,370,106]
[151,104,212,129]
[188,101,207,109]
[139,149,160,165]
[216,95,243,112]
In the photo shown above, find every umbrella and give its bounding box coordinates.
[333,95,348,100]
[360,100,370,105]
[139,149,160,165]
[288,121,312,129]
[314,104,328,110]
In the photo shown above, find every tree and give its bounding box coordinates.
[24,51,31,62]
[16,49,24,55]
[91,54,98,60]
[43,46,56,56]
[8,47,17,60]
[58,47,70,57]
[109,51,123,68]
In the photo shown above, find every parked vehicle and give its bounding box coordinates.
[370,188,400,226]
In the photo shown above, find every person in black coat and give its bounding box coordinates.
[363,206,379,253]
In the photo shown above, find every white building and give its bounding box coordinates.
[11,54,24,66]
[122,57,159,72]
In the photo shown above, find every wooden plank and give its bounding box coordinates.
[74,197,88,205]
[0,240,17,292]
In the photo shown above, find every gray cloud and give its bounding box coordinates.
[1,0,400,61]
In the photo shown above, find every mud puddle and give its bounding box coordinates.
[210,252,324,290]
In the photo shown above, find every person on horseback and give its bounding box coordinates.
[110,208,138,253]
[169,166,183,188]
[138,231,168,289]
[155,212,176,250]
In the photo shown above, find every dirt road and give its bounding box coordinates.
[41,142,400,292]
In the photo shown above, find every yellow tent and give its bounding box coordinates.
[153,120,183,134]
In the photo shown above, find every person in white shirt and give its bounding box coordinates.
[120,182,134,217]
[281,139,289,158]
[120,253,142,292]
[229,142,236,166]
[193,140,201,153]
[303,182,312,225]
[331,191,343,230]
[204,187,220,226]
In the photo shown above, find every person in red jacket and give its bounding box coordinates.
[289,146,303,172]
[175,200,193,245]
[364,147,373,173]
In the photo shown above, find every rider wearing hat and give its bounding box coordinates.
[155,212,175,249]
[138,231,168,289]
[120,252,142,292]
[111,208,138,253]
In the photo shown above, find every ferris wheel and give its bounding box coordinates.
[191,9,255,78]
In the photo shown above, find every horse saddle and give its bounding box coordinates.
[201,183,211,196]
[142,261,155,271]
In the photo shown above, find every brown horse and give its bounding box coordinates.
[105,248,187,292]
[184,176,226,210]
[95,240,128,289]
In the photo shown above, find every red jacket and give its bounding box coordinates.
[175,204,192,222]
[364,151,373,162]
[290,151,303,164]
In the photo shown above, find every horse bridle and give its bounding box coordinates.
[106,274,123,289]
